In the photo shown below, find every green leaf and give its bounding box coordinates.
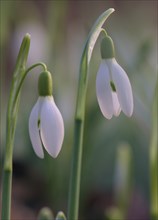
[75,8,115,119]
[8,33,30,118]
[5,33,30,169]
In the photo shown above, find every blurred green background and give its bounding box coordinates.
[0,1,157,219]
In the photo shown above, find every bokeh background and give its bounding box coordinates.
[0,1,157,220]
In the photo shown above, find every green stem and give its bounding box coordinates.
[67,119,84,219]
[150,80,158,220]
[1,59,46,220]
[1,171,12,220]
[13,62,47,109]
[67,8,115,220]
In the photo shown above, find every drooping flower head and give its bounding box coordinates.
[96,34,133,119]
[29,70,64,158]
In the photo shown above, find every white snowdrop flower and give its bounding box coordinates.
[29,71,64,158]
[96,35,133,119]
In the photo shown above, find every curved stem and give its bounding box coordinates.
[67,8,114,220]
[13,62,47,110]
[101,28,108,36]
[1,61,47,220]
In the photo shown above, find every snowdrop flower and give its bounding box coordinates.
[96,35,133,119]
[29,71,64,158]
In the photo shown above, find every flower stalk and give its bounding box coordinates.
[67,8,115,220]
[1,34,30,220]
[1,34,47,220]
[150,80,158,220]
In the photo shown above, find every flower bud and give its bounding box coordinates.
[55,211,67,220]
[38,207,54,220]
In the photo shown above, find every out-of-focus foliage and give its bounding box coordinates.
[0,1,157,219]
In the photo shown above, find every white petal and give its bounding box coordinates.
[40,97,64,158]
[96,60,113,119]
[110,59,133,117]
[29,98,44,158]
[112,92,121,116]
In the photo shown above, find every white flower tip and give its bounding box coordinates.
[36,151,44,159]
[121,93,134,117]
[50,149,60,158]
[102,111,113,120]
[124,103,134,117]
[47,134,64,158]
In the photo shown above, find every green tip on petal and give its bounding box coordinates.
[38,71,53,96]
[101,35,115,59]
[110,81,116,92]
[38,207,54,220]
[55,211,67,220]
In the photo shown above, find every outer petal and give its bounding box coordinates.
[109,59,133,117]
[112,92,121,116]
[29,98,44,158]
[96,60,113,119]
[40,96,64,158]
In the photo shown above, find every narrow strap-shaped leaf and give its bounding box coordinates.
[7,33,30,119]
[5,34,30,168]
